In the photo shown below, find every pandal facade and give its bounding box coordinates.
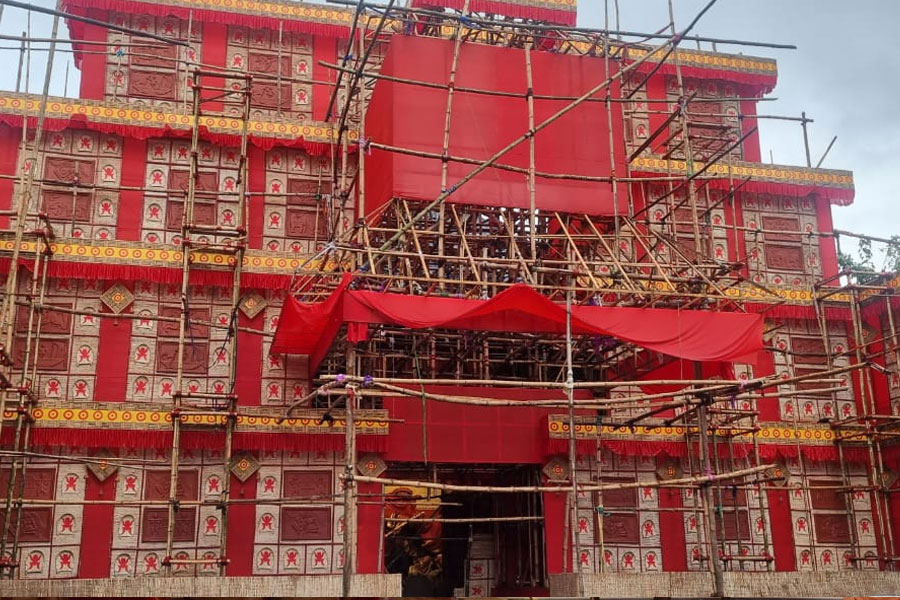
[0,0,899,597]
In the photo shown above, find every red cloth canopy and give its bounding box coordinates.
[365,35,627,217]
[272,278,764,372]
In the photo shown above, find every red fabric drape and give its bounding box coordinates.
[78,460,116,578]
[94,292,133,402]
[226,472,257,576]
[0,124,18,230]
[366,35,627,217]
[117,137,146,241]
[356,481,384,574]
[272,282,765,372]
[768,488,795,571]
[409,0,577,26]
[542,490,570,574]
[658,476,688,571]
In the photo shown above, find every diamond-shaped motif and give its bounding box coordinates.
[356,453,386,478]
[239,293,267,319]
[100,283,134,314]
[230,451,260,482]
[655,459,683,481]
[765,461,791,487]
[86,449,119,482]
[542,457,569,481]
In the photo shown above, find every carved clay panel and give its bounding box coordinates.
[141,507,197,542]
[131,44,177,68]
[791,337,828,365]
[168,170,219,194]
[43,157,95,184]
[157,305,210,338]
[1,508,53,542]
[1,468,56,499]
[250,81,291,110]
[761,216,802,243]
[41,190,93,222]
[17,303,71,334]
[809,480,847,511]
[282,470,332,499]
[814,513,851,544]
[286,208,327,239]
[156,340,209,374]
[598,479,637,508]
[764,245,804,271]
[143,470,199,501]
[165,200,217,230]
[287,178,330,206]
[794,367,832,394]
[248,52,291,76]
[13,337,69,371]
[601,513,639,544]
[719,510,751,541]
[280,507,332,541]
[127,70,177,100]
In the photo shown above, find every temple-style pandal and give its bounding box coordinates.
[0,0,898,596]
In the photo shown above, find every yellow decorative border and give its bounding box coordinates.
[3,404,389,435]
[0,94,357,144]
[548,414,836,445]
[631,156,854,191]
[624,46,776,78]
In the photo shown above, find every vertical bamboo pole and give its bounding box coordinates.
[801,111,811,168]
[564,283,583,591]
[524,43,537,259]
[342,379,359,597]
[356,20,369,232]
[697,399,725,597]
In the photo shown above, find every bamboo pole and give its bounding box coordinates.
[525,43,537,259]
[347,464,772,495]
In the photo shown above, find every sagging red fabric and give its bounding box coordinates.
[365,35,627,217]
[271,282,764,372]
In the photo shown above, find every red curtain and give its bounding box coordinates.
[272,282,764,372]
[365,35,626,217]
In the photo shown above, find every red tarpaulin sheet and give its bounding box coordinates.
[272,279,764,372]
[365,35,627,217]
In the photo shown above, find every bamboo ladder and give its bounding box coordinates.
[163,68,252,577]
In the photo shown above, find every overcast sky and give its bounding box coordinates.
[0,0,896,261]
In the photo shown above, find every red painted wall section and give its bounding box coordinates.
[247,145,267,249]
[815,195,839,283]
[78,460,116,578]
[78,9,109,100]
[313,35,338,122]
[225,471,257,576]
[739,100,761,162]
[542,490,570,574]
[645,74,670,155]
[200,23,228,113]
[356,480,383,573]
[0,125,19,230]
[94,284,133,402]
[767,488,796,571]
[235,310,262,406]
[116,137,146,241]
[658,481,687,571]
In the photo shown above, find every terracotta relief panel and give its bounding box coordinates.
[250,81,291,110]
[143,470,199,501]
[141,507,197,543]
[761,216,802,243]
[1,468,56,499]
[600,479,638,508]
[287,178,330,206]
[809,480,847,511]
[280,507,333,541]
[156,341,209,374]
[16,303,71,334]
[165,200,217,230]
[13,337,70,371]
[282,471,332,499]
[602,513,639,544]
[41,190,93,223]
[157,306,210,338]
[131,44,178,68]
[1,507,53,542]
[43,157,95,184]
[248,52,291,76]
[719,510,751,541]
[764,245,804,271]
[814,514,851,544]
[286,208,327,239]
[791,337,828,365]
[168,170,219,194]
[127,70,177,100]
